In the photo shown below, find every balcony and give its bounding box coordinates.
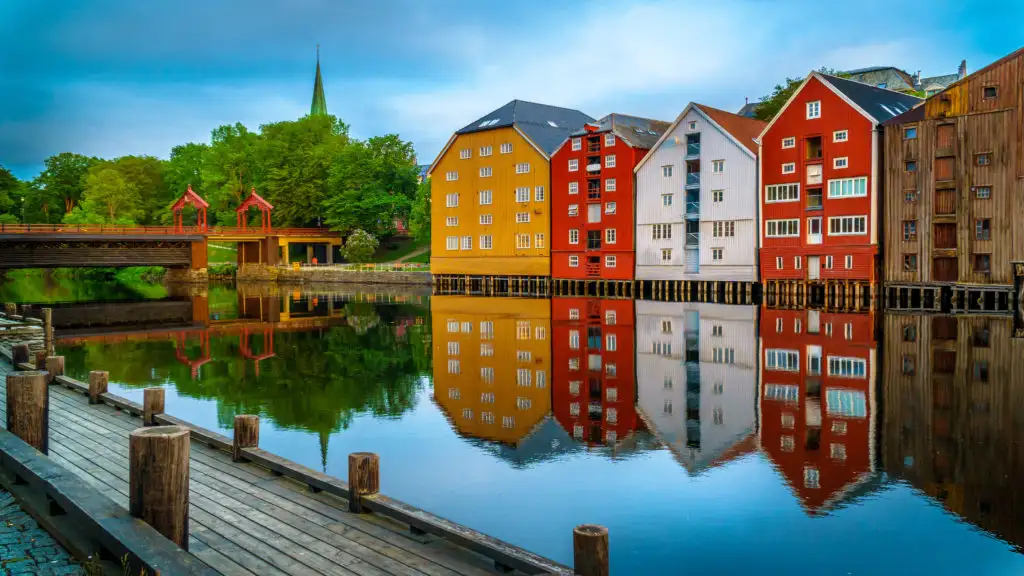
[686,201,701,220]
[685,172,700,190]
[587,180,601,201]
[807,189,823,210]
[586,155,601,173]
[685,231,700,246]
[686,142,701,159]
[586,138,601,154]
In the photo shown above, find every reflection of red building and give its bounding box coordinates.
[758,308,878,513]
[552,298,637,445]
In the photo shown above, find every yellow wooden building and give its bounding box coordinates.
[431,296,552,445]
[428,100,593,277]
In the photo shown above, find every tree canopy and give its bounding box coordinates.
[754,67,840,122]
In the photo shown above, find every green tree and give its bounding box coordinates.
[755,67,839,122]
[64,167,144,224]
[0,165,18,217]
[35,152,98,215]
[203,123,260,225]
[106,156,168,223]
[408,177,431,244]
[342,229,379,263]
[165,143,208,196]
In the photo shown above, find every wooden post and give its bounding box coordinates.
[143,388,165,426]
[33,350,47,370]
[11,343,30,366]
[129,426,190,550]
[233,415,259,462]
[88,371,108,404]
[348,452,380,513]
[42,307,53,356]
[3,303,15,317]
[573,524,609,576]
[43,356,64,384]
[5,371,49,454]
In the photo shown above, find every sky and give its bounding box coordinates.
[2,0,1023,180]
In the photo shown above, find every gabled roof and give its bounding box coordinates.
[582,113,672,149]
[636,102,766,172]
[237,189,273,212]
[736,101,759,118]
[920,73,958,90]
[170,185,209,210]
[455,99,594,155]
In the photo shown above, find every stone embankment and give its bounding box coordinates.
[236,264,432,286]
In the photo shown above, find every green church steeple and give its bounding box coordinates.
[310,45,328,116]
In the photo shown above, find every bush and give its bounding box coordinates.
[343,229,379,263]
[208,263,237,277]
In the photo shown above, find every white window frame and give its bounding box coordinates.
[662,194,673,207]
[500,143,513,154]
[605,178,616,192]
[534,186,545,202]
[662,165,673,178]
[713,190,724,203]
[776,256,783,270]
[605,255,616,268]
[827,215,867,236]
[569,181,579,195]
[515,233,530,249]
[605,154,616,168]
[605,228,616,244]
[661,248,672,262]
[825,255,834,269]
[833,130,848,143]
[712,159,725,173]
[515,162,531,174]
[515,187,529,203]
[479,145,492,157]
[604,133,616,147]
[446,216,458,227]
[827,356,867,379]
[445,193,459,208]
[782,162,796,174]
[765,183,800,203]
[446,236,458,251]
[845,255,853,269]
[571,138,581,151]
[534,233,544,249]
[569,229,579,245]
[460,148,471,160]
[461,236,472,250]
[833,157,849,169]
[479,214,492,225]
[827,176,868,199]
[480,235,493,249]
[568,204,579,217]
[568,159,579,172]
[765,219,800,238]
[712,247,723,261]
[515,212,531,224]
[478,189,492,205]
[569,255,579,267]
[479,166,492,177]
[765,349,800,371]
[794,256,802,270]
[782,137,796,149]
[807,100,821,119]
[605,202,616,214]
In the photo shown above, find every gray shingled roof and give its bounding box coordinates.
[456,99,594,155]
[920,73,958,90]
[568,113,671,150]
[736,102,759,118]
[819,73,923,123]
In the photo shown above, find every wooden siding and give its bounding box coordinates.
[883,48,1024,285]
[430,127,551,276]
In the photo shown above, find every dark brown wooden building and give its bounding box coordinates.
[882,47,1024,306]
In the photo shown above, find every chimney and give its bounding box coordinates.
[745,97,749,105]
[958,59,967,79]
[914,70,921,88]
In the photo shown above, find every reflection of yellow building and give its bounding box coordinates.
[432,296,551,445]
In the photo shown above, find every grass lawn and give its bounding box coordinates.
[404,250,430,264]
[371,237,426,262]
[208,242,238,264]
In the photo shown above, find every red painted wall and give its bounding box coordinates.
[759,309,876,512]
[760,76,879,281]
[551,298,637,445]
[551,130,643,280]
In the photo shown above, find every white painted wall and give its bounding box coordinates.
[636,106,759,281]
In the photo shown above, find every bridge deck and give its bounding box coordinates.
[0,362,521,576]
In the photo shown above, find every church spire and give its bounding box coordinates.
[310,45,328,116]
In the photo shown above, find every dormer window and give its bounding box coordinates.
[571,138,581,151]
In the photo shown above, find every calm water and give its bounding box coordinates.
[4,275,1024,575]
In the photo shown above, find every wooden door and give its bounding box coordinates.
[935,188,956,214]
[933,349,957,374]
[933,257,958,282]
[935,124,955,151]
[934,157,955,182]
[934,223,957,249]
[808,256,821,280]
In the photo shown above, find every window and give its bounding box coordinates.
[534,186,545,202]
[765,183,799,202]
[605,228,617,244]
[604,134,616,147]
[712,160,725,173]
[844,323,853,340]
[845,255,853,269]
[500,143,513,154]
[446,171,458,181]
[782,137,796,149]
[605,202,616,214]
[776,256,783,270]
[446,216,458,227]
[765,349,800,371]
[828,216,867,236]
[479,166,492,177]
[974,254,991,274]
[569,308,580,321]
[975,153,992,166]
[480,235,493,250]
[459,148,471,159]
[479,145,492,156]
[712,325,723,337]
[516,321,531,340]
[446,193,459,207]
[973,325,990,347]
[571,138,581,151]
[974,186,992,199]
[712,221,735,237]
[569,255,579,267]
[766,219,800,237]
[480,214,493,225]
[569,159,579,172]
[782,162,796,174]
[825,255,833,269]
[461,236,472,250]
[516,212,530,223]
[652,223,673,240]
[447,341,459,355]
[833,130,848,143]
[605,255,616,268]
[588,204,601,223]
[662,165,673,177]
[833,157,848,169]
[794,256,802,269]
[446,236,458,250]
[605,179,616,192]
[828,356,867,378]
[517,349,532,362]
[605,155,616,168]
[569,358,580,370]
[902,220,917,241]
[712,347,734,364]
[515,187,529,203]
[516,162,531,174]
[713,190,724,203]
[481,391,495,403]
[568,204,579,217]
[905,190,918,203]
[569,229,579,244]
[904,126,917,140]
[662,194,673,207]
[447,359,460,374]
[688,121,697,131]
[535,233,544,249]
[905,161,917,172]
[605,310,617,325]
[653,341,672,355]
[479,189,492,205]
[903,254,917,271]
[515,233,530,249]
[827,176,867,198]
[569,181,579,195]
[661,248,672,261]
[976,219,991,241]
[983,86,998,99]
[712,248,723,261]
[806,100,821,119]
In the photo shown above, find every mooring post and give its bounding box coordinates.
[348,452,380,513]
[5,371,49,454]
[3,303,15,317]
[573,524,609,576]
[11,343,30,366]
[33,350,47,370]
[129,426,190,550]
[232,415,260,462]
[88,370,109,404]
[42,307,53,356]
[44,356,64,384]
[143,388,165,426]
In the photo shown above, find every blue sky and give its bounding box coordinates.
[2,0,1023,180]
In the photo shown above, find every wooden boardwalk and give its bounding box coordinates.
[0,362,545,576]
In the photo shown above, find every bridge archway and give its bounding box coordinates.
[236,189,273,233]
[171,185,209,233]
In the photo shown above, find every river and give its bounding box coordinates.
[2,272,1022,575]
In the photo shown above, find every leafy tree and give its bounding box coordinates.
[0,165,18,217]
[35,152,98,214]
[165,143,208,196]
[342,229,379,263]
[106,156,168,223]
[203,123,260,225]
[755,67,839,122]
[408,177,431,244]
[64,167,144,224]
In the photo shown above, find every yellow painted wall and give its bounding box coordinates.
[431,296,551,444]
[430,127,551,276]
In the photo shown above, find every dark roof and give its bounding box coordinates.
[881,104,925,127]
[843,65,897,75]
[456,99,594,155]
[571,113,671,150]
[819,73,922,123]
[694,104,766,155]
[920,73,958,89]
[736,102,759,118]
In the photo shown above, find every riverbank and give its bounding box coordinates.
[235,264,432,286]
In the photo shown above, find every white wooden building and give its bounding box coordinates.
[635,103,766,282]
[636,301,758,473]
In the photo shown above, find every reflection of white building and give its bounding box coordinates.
[636,301,758,473]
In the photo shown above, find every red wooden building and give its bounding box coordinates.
[758,308,879,513]
[551,298,639,446]
[551,115,669,282]
[758,73,921,286]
